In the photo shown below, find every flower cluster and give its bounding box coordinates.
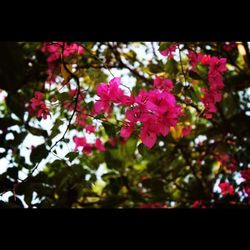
[123,77,181,148]
[30,91,50,119]
[41,42,84,81]
[73,136,105,154]
[160,43,177,58]
[187,51,227,119]
[218,182,235,196]
[93,77,134,115]
[240,169,250,197]
[223,42,237,52]
[93,76,182,149]
[139,202,167,208]
[192,200,206,208]
[215,153,237,173]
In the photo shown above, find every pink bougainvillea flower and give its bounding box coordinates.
[209,57,227,74]
[82,144,93,155]
[30,91,50,119]
[216,154,237,173]
[41,42,84,83]
[181,126,192,137]
[240,169,250,181]
[85,125,96,134]
[219,182,235,196]
[108,137,116,147]
[95,138,105,152]
[223,42,237,52]
[93,77,132,115]
[139,202,167,208]
[160,43,177,59]
[73,136,94,154]
[140,125,157,149]
[153,76,173,92]
[120,121,135,140]
[187,51,227,119]
[75,111,88,128]
[191,200,206,208]
[73,136,87,151]
[244,186,250,196]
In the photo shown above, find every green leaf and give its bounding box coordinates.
[138,143,151,157]
[57,92,71,102]
[65,152,79,162]
[164,59,178,78]
[103,123,117,137]
[173,82,183,95]
[188,70,202,80]
[185,87,200,104]
[94,114,105,120]
[48,119,64,140]
[6,93,24,119]
[159,42,170,52]
[0,117,19,129]
[30,143,48,164]
[28,126,48,137]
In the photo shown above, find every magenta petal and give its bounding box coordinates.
[140,128,157,149]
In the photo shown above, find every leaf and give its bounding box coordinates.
[30,143,48,164]
[185,87,200,104]
[28,126,48,137]
[57,92,71,102]
[6,167,18,180]
[173,82,183,95]
[104,151,122,170]
[65,152,78,162]
[188,70,202,80]
[103,123,117,137]
[138,143,151,157]
[164,59,178,78]
[48,119,64,140]
[6,93,24,119]
[94,114,105,120]
[0,117,19,130]
[159,42,170,52]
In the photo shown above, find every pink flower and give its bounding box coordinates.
[241,169,250,181]
[108,137,116,147]
[209,57,227,74]
[73,136,94,154]
[219,182,235,196]
[153,76,173,92]
[82,144,93,155]
[200,54,211,65]
[75,112,88,128]
[120,121,135,140]
[95,138,105,152]
[216,154,237,173]
[139,202,167,208]
[187,51,204,69]
[140,125,157,149]
[192,200,206,208]
[73,136,87,151]
[181,126,192,137]
[93,77,132,115]
[160,43,177,59]
[41,42,84,83]
[223,42,237,52]
[30,91,50,119]
[85,125,96,133]
[244,186,250,196]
